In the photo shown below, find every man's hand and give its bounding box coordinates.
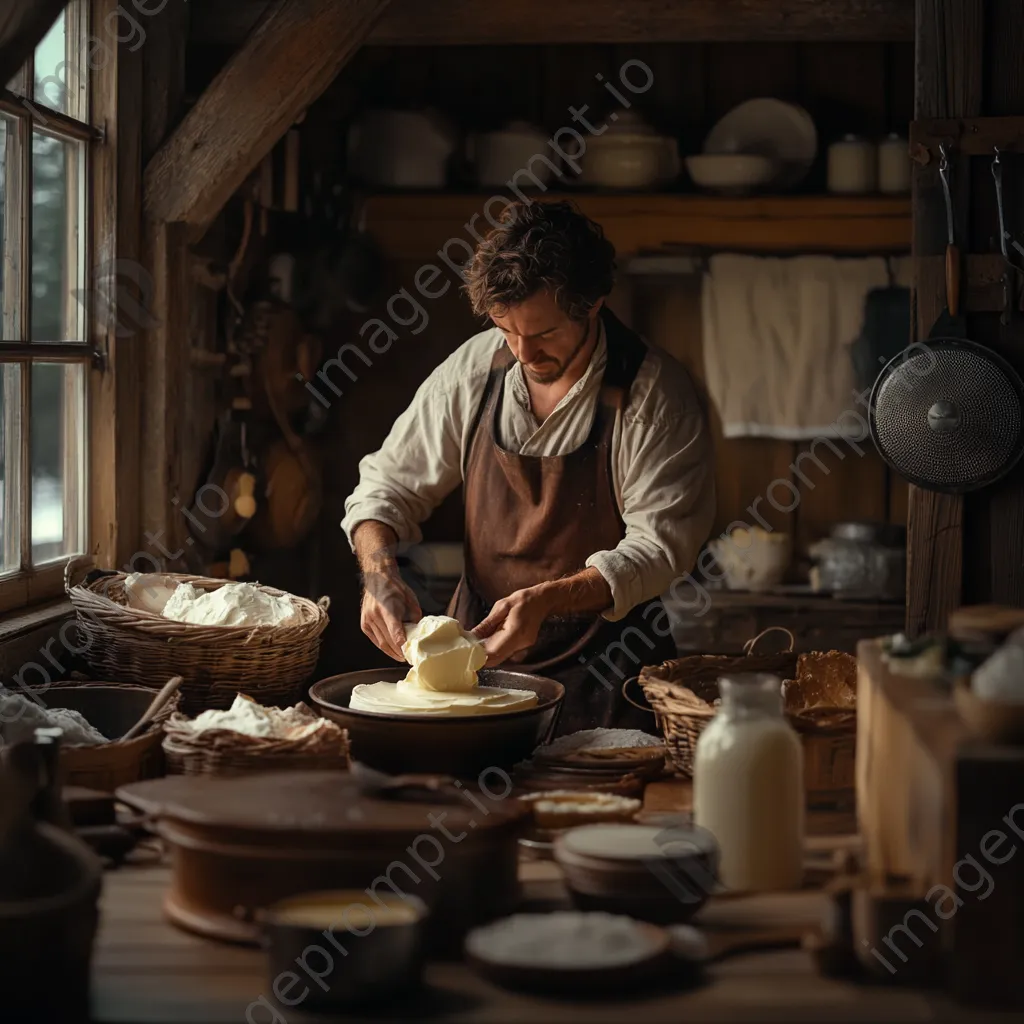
[472,585,555,666]
[472,568,614,666]
[361,568,422,661]
[353,520,422,661]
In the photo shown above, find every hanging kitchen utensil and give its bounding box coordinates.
[869,144,1024,492]
[991,147,1024,326]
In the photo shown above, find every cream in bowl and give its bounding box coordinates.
[349,616,538,717]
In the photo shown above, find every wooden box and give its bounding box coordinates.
[856,636,1024,1008]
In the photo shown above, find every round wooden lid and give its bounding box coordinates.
[118,771,526,839]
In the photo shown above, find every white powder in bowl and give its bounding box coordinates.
[466,912,659,969]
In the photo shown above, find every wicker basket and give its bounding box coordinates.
[26,681,180,791]
[632,628,857,811]
[65,560,329,713]
[162,711,350,776]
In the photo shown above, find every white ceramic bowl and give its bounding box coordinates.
[685,154,776,194]
[708,530,792,592]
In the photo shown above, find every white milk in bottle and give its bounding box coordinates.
[693,673,804,892]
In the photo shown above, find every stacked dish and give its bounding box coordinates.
[686,98,817,193]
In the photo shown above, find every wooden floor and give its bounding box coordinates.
[89,783,1008,1023]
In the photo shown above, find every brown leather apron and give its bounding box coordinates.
[448,309,676,735]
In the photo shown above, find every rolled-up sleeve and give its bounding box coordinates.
[587,397,716,622]
[341,372,464,548]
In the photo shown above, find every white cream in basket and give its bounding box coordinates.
[349,615,537,717]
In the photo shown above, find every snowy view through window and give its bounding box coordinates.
[0,13,80,566]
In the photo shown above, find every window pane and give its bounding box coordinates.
[31,361,84,565]
[34,9,68,115]
[1,116,23,340]
[32,131,85,342]
[0,363,22,572]
[34,3,87,122]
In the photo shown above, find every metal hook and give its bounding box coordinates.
[938,143,954,247]
[993,147,1009,261]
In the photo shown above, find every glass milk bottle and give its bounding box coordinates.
[693,673,804,892]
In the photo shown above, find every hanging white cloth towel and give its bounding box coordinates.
[701,254,891,440]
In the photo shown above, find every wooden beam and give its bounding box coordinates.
[905,0,984,636]
[138,0,191,563]
[192,0,915,46]
[88,0,144,571]
[0,0,66,86]
[144,0,391,234]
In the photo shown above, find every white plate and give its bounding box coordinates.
[703,98,817,188]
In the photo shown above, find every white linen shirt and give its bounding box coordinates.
[342,323,716,621]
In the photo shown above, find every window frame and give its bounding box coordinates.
[0,0,106,614]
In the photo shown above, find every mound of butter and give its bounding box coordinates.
[398,615,486,693]
[349,614,538,717]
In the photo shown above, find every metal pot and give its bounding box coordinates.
[809,522,906,600]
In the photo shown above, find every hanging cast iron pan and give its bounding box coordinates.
[869,144,1024,493]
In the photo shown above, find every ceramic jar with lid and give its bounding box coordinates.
[877,133,911,194]
[827,134,877,194]
[693,674,804,892]
[579,110,679,189]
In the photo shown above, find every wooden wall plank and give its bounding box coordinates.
[798,43,888,138]
[793,444,889,548]
[905,0,984,635]
[144,0,392,235]
[964,0,1024,609]
[706,42,801,122]
[608,43,706,144]
[886,41,916,132]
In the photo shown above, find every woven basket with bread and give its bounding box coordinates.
[631,628,857,810]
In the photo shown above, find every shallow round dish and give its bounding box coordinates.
[554,823,720,923]
[310,668,564,776]
[703,98,817,188]
[465,913,672,996]
[685,153,776,193]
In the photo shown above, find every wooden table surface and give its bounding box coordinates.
[90,782,1007,1024]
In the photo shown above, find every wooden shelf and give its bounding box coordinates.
[363,193,912,261]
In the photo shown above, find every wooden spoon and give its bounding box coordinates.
[120,677,182,743]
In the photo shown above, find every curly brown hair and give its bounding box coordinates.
[462,200,617,322]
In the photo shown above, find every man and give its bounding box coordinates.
[343,200,715,732]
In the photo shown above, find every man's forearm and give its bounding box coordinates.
[352,520,401,577]
[533,567,613,617]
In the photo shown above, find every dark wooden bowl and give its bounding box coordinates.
[309,669,564,777]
